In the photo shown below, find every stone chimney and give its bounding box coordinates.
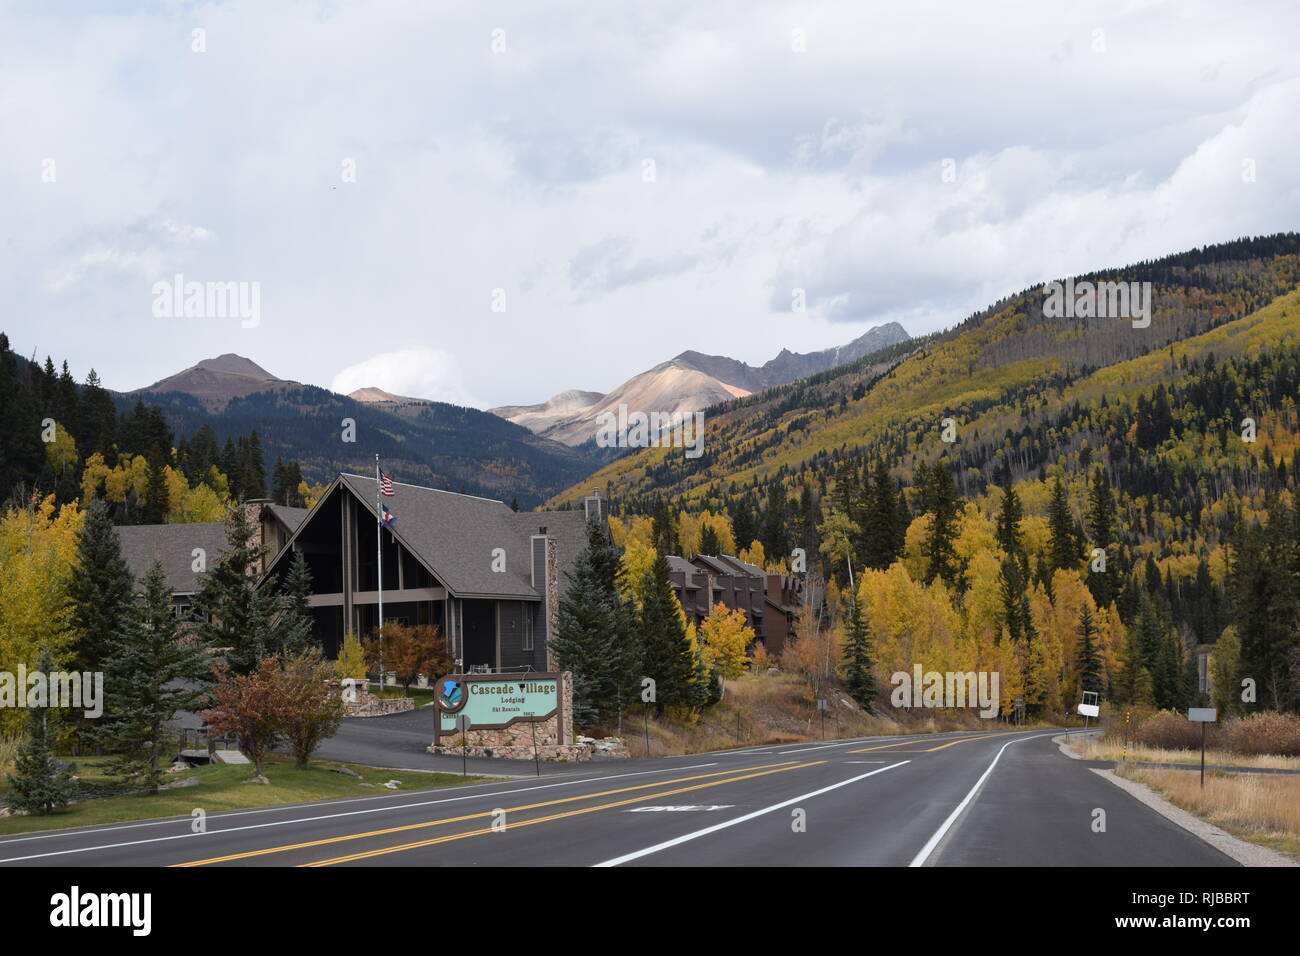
[243,498,273,574]
[531,529,561,670]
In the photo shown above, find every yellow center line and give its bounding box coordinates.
[170,760,804,867]
[847,729,1039,754]
[301,760,827,867]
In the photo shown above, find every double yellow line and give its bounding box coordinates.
[847,729,1038,754]
[173,759,823,868]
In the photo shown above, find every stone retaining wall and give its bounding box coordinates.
[428,743,590,762]
[330,678,415,718]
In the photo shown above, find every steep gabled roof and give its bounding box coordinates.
[118,522,229,596]
[694,553,765,578]
[264,503,309,532]
[262,473,589,601]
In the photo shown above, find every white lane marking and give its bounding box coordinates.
[0,761,723,862]
[908,732,1057,867]
[593,761,911,867]
[626,805,734,812]
[775,742,864,754]
[701,734,905,756]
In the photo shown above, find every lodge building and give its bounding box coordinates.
[666,553,802,658]
[120,473,596,674]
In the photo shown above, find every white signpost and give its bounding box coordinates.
[1077,691,1100,729]
[1188,707,1217,788]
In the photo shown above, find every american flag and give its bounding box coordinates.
[380,472,395,496]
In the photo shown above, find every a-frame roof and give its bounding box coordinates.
[262,473,589,601]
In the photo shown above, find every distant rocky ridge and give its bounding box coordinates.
[124,355,601,508]
[491,322,910,446]
[132,354,297,412]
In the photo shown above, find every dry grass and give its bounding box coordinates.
[600,672,1032,757]
[1073,738,1300,771]
[1117,766,1300,861]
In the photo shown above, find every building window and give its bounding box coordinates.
[522,603,534,652]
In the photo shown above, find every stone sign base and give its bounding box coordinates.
[428,743,590,762]
[331,678,415,718]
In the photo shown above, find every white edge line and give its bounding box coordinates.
[0,761,721,863]
[908,732,1057,867]
[593,760,910,867]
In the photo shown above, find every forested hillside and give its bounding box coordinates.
[136,382,603,508]
[555,235,1300,717]
[0,338,296,524]
[0,339,604,514]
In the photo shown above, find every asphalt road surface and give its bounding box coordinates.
[0,729,1237,867]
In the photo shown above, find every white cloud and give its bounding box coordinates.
[3,0,1299,407]
[330,347,482,408]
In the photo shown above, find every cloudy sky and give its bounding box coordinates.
[3,0,1298,409]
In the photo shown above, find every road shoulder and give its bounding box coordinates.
[1089,767,1297,868]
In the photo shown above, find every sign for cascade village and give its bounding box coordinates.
[433,673,562,743]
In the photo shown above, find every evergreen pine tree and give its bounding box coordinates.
[922,459,960,586]
[99,562,210,792]
[551,523,637,726]
[637,553,695,713]
[761,483,790,561]
[68,499,135,673]
[1085,467,1115,548]
[1074,605,1104,695]
[0,334,48,502]
[1047,476,1080,574]
[843,596,876,711]
[4,652,78,815]
[862,458,899,570]
[241,430,268,499]
[193,506,275,673]
[143,445,169,524]
[650,498,680,556]
[732,498,757,553]
[276,549,316,655]
[700,523,721,557]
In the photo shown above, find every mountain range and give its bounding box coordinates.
[490,322,911,446]
[545,233,1300,513]
[125,357,598,508]
[115,323,912,503]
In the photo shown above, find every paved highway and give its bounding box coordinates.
[0,729,1236,867]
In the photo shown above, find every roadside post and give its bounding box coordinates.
[1188,707,1217,789]
[817,698,827,739]
[455,714,472,777]
[519,681,540,777]
[1122,711,1131,762]
[1077,690,1100,732]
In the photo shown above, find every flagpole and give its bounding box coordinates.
[376,453,384,691]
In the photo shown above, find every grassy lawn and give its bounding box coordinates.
[1072,738,1300,772]
[0,756,483,836]
[1117,766,1300,862]
[371,686,436,707]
